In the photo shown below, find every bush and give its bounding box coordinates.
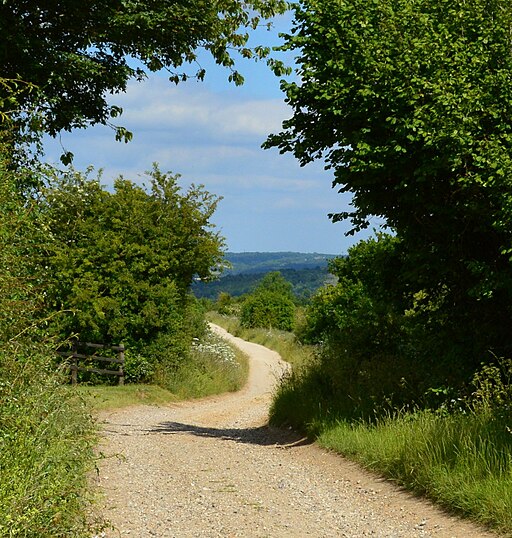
[292,233,507,422]
[239,272,296,331]
[123,350,155,383]
[240,290,295,331]
[0,151,101,536]
[215,291,241,316]
[41,165,224,381]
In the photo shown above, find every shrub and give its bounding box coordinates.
[240,290,295,331]
[239,271,296,331]
[0,156,100,536]
[41,165,224,381]
[123,350,156,383]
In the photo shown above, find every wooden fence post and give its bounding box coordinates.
[118,344,125,386]
[71,339,78,385]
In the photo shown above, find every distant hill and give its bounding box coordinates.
[221,251,338,275]
[193,252,340,301]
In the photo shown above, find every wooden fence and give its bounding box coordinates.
[57,341,125,385]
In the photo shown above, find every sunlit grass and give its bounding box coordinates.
[78,384,179,411]
[0,345,102,537]
[82,327,249,410]
[318,408,512,533]
[162,329,249,399]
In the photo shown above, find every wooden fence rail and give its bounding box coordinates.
[57,341,125,385]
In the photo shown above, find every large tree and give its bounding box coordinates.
[0,0,287,144]
[41,165,224,350]
[266,0,512,357]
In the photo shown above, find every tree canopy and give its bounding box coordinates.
[0,0,288,145]
[267,0,512,236]
[266,0,512,356]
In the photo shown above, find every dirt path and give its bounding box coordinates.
[97,324,497,537]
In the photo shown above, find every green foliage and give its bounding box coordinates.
[0,149,100,536]
[470,357,512,412]
[240,271,296,331]
[215,292,240,316]
[123,350,156,384]
[0,157,48,340]
[266,0,512,362]
[241,292,295,331]
[0,344,100,537]
[293,236,419,418]
[164,328,249,399]
[287,232,512,425]
[256,271,295,296]
[268,0,512,240]
[0,0,288,145]
[41,164,224,372]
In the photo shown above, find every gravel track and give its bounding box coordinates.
[96,324,497,537]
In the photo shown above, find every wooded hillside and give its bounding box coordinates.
[193,252,337,300]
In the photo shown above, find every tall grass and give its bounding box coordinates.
[318,408,512,532]
[159,328,249,399]
[272,350,512,533]
[0,343,102,537]
[273,356,512,533]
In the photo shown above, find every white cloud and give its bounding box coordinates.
[114,77,289,139]
[42,72,372,254]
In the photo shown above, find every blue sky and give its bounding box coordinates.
[43,13,379,255]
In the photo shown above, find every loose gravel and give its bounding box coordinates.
[96,324,497,537]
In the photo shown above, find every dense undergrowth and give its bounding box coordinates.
[0,344,100,537]
[0,161,102,536]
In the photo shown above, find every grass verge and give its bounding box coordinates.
[78,384,179,411]
[82,326,249,410]
[275,362,512,534]
[0,343,102,537]
[160,328,249,399]
[318,409,512,534]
